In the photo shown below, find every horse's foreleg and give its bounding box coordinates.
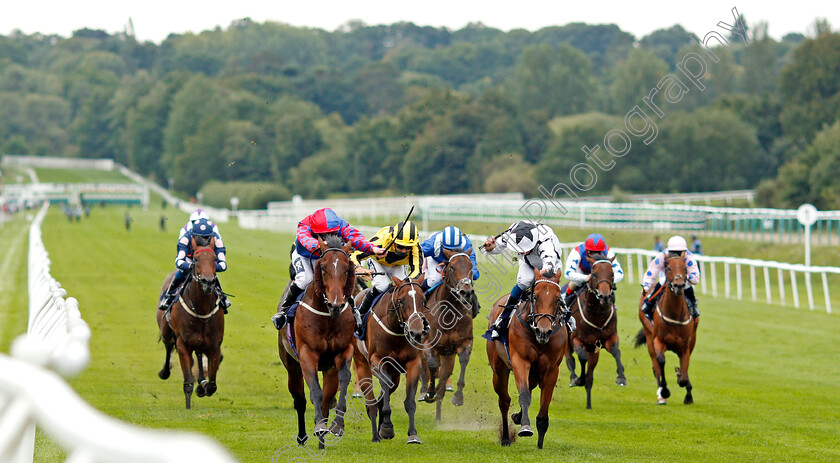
[419,353,430,399]
[175,338,194,410]
[321,368,338,426]
[677,348,693,404]
[375,368,398,440]
[404,357,422,444]
[536,365,560,449]
[452,343,472,406]
[585,348,600,410]
[511,358,533,437]
[202,349,221,397]
[299,348,328,436]
[158,337,174,380]
[652,337,669,403]
[605,335,627,386]
[195,352,206,397]
[573,341,588,388]
[564,343,578,387]
[330,348,354,437]
[353,348,380,443]
[425,353,440,403]
[434,354,456,422]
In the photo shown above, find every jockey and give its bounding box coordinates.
[420,225,481,318]
[482,221,571,340]
[640,235,701,321]
[272,208,385,330]
[562,233,625,308]
[351,220,423,336]
[158,218,230,312]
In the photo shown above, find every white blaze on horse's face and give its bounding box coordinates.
[333,260,338,271]
[408,288,419,315]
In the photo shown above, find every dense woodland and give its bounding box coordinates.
[1,17,839,209]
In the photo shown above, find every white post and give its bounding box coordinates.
[736,264,743,300]
[750,265,757,301]
[710,261,718,297]
[698,260,706,295]
[778,268,786,306]
[805,272,815,311]
[790,270,800,309]
[763,266,772,303]
[724,262,730,299]
[626,253,634,285]
[805,225,812,267]
[821,272,832,314]
[637,254,645,283]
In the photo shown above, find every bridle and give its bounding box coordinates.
[439,252,473,295]
[665,255,687,293]
[580,260,616,330]
[519,279,564,336]
[318,247,354,309]
[181,246,219,320]
[374,280,430,337]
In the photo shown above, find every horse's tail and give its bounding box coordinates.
[633,328,647,348]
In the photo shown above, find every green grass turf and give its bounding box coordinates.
[32,167,133,184]
[13,202,836,462]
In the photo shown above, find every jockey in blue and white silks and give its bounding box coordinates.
[420,226,481,317]
[640,235,701,321]
[562,233,624,307]
[159,217,230,312]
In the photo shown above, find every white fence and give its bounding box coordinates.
[1,155,116,171]
[0,202,237,463]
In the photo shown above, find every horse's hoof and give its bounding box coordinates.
[501,439,511,447]
[571,378,584,387]
[158,369,170,380]
[352,390,363,398]
[661,387,671,399]
[371,437,381,443]
[684,396,694,405]
[445,384,454,392]
[423,393,436,403]
[407,434,422,444]
[657,398,667,405]
[313,423,329,437]
[450,393,464,406]
[511,412,522,425]
[195,383,206,397]
[569,378,577,387]
[378,424,395,440]
[297,435,308,446]
[616,377,627,387]
[204,382,217,397]
[518,425,533,437]
[329,422,345,437]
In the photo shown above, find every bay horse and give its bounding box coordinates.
[352,274,429,444]
[419,248,475,421]
[486,268,568,449]
[564,253,627,410]
[276,235,356,448]
[157,234,224,410]
[634,253,698,405]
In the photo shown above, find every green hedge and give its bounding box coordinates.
[199,181,291,210]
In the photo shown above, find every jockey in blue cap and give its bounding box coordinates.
[159,217,230,312]
[562,233,624,308]
[420,225,481,318]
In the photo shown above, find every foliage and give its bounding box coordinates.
[199,180,291,210]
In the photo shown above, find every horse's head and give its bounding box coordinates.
[528,268,563,344]
[665,252,688,296]
[190,235,217,294]
[441,247,474,304]
[586,252,616,306]
[390,274,429,345]
[314,235,355,316]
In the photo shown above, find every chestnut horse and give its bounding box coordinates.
[634,254,698,405]
[157,234,224,409]
[486,269,568,449]
[564,253,626,410]
[276,235,356,448]
[353,275,429,444]
[419,248,475,421]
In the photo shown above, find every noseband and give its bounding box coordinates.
[383,281,430,337]
[442,252,473,294]
[319,247,354,309]
[521,279,564,334]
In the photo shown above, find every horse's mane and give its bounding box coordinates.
[588,252,608,261]
[318,233,345,249]
[194,234,213,247]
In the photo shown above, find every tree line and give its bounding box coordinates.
[0,18,838,209]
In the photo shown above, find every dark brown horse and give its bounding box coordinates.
[419,249,475,421]
[564,253,626,409]
[634,254,698,405]
[157,234,224,409]
[353,275,429,444]
[277,235,356,448]
[486,269,568,449]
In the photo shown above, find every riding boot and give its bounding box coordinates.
[641,299,654,322]
[685,286,700,318]
[470,291,481,319]
[563,308,576,332]
[159,271,187,310]
[215,279,231,314]
[272,283,304,330]
[488,299,519,340]
[355,287,382,337]
[563,290,576,310]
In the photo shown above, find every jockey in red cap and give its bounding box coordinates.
[561,233,624,308]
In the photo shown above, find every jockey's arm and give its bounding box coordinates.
[563,248,589,285]
[536,238,562,275]
[686,252,701,285]
[296,222,319,253]
[642,252,666,291]
[175,236,191,271]
[607,249,625,284]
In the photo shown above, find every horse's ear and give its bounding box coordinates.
[210,236,216,249]
[586,254,596,264]
[533,267,541,280]
[441,247,455,259]
[341,240,352,253]
[552,270,563,282]
[390,274,402,287]
[190,236,198,249]
[412,273,424,285]
[317,236,327,252]
[609,255,615,262]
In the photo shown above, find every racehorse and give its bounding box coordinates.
[157,233,224,409]
[276,236,356,448]
[634,253,698,405]
[419,248,475,421]
[564,253,626,409]
[486,268,568,449]
[353,275,429,444]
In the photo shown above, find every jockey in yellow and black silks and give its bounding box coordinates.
[351,220,423,336]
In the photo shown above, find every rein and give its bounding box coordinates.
[377,281,428,338]
[658,255,691,325]
[517,279,564,336]
[580,261,616,330]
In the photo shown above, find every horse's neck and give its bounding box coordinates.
[661,286,688,315]
[583,290,610,313]
[185,281,216,313]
